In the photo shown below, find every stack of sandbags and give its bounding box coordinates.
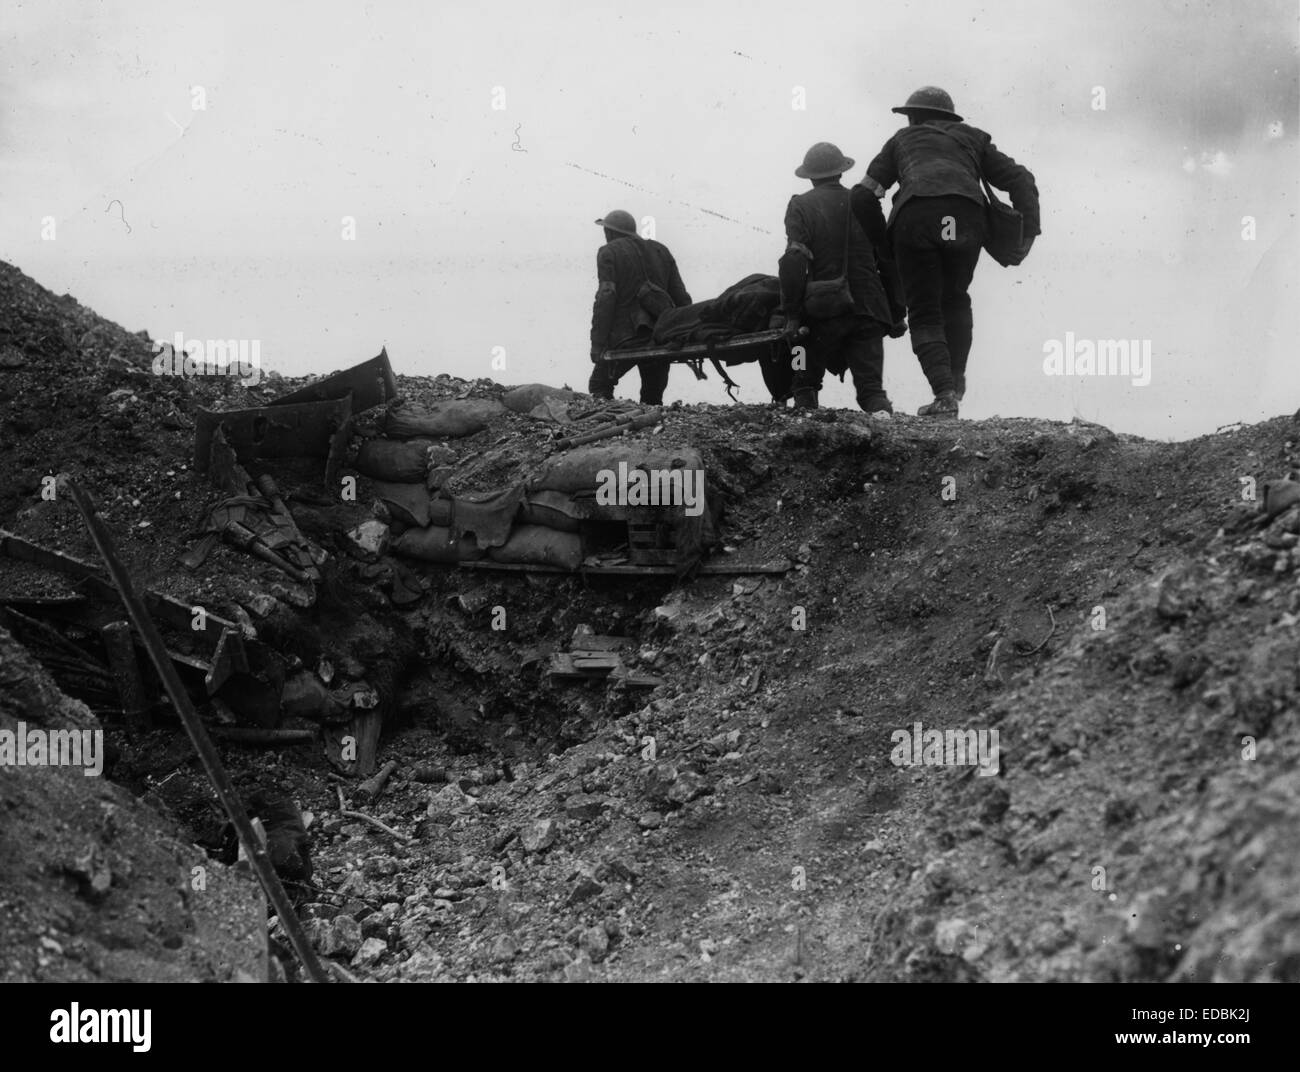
[530,444,720,565]
[388,486,584,569]
[352,396,511,483]
[352,400,720,569]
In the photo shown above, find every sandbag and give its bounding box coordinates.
[451,486,526,550]
[385,399,506,438]
[354,438,434,483]
[370,480,433,527]
[487,525,584,570]
[502,383,575,414]
[530,445,705,495]
[527,397,574,424]
[427,497,453,526]
[370,482,453,527]
[517,490,582,533]
[391,525,485,563]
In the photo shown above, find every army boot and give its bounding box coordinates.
[916,390,959,417]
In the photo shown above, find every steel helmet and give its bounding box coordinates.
[892,86,963,121]
[594,209,638,237]
[795,142,855,180]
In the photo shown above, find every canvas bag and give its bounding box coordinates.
[628,240,677,320]
[802,191,857,319]
[932,126,1028,267]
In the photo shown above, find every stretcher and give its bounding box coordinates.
[597,328,800,401]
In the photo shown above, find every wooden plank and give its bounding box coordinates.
[211,727,317,746]
[204,625,250,695]
[267,349,398,412]
[569,635,628,652]
[350,710,383,778]
[570,654,623,673]
[448,559,790,576]
[547,653,608,680]
[194,395,352,474]
[0,530,245,649]
[101,620,150,730]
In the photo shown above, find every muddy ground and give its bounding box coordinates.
[1,259,1298,982]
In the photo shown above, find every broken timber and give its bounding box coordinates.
[0,529,258,697]
[547,630,662,688]
[58,475,329,985]
[194,395,352,485]
[267,348,398,412]
[452,560,791,576]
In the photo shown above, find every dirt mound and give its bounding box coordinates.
[2,257,1299,982]
[0,626,267,982]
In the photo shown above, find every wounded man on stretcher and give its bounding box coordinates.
[598,273,799,402]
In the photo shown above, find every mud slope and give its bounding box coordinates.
[1,258,1297,982]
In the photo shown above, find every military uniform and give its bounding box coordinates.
[860,101,1040,403]
[588,234,691,405]
[779,179,894,409]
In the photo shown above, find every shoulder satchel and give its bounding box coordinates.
[628,240,677,320]
[802,190,857,320]
[931,125,1028,267]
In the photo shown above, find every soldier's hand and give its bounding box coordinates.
[888,319,907,339]
[781,317,802,342]
[590,346,604,363]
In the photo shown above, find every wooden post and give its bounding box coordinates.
[101,620,150,730]
[351,710,383,778]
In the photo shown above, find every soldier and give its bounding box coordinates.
[854,86,1040,416]
[588,209,692,405]
[779,143,898,413]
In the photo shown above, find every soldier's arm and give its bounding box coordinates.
[663,251,692,307]
[850,185,889,255]
[859,136,898,200]
[590,248,617,357]
[981,139,1041,236]
[778,197,812,317]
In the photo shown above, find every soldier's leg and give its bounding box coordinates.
[845,324,890,412]
[791,323,828,407]
[637,357,670,406]
[893,209,956,397]
[588,356,625,399]
[940,201,985,400]
[761,346,794,403]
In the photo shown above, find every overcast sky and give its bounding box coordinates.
[2,0,1296,438]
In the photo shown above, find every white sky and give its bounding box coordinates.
[1,0,1296,438]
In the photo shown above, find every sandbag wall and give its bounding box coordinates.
[348,389,717,571]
